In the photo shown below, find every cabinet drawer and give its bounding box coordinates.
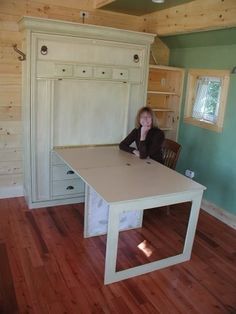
[94,67,112,79]
[55,64,73,77]
[112,68,129,80]
[74,65,93,78]
[52,179,84,197]
[52,165,78,180]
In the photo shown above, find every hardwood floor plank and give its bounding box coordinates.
[0,242,18,314]
[25,211,50,254]
[0,197,235,313]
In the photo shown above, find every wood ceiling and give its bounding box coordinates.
[97,0,195,16]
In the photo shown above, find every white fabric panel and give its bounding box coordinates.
[86,186,142,237]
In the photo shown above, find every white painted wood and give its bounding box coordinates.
[18,17,154,46]
[31,80,52,202]
[36,61,143,83]
[20,17,154,208]
[55,146,204,203]
[52,178,84,197]
[104,191,203,284]
[52,164,79,180]
[54,146,146,170]
[55,146,206,284]
[53,80,130,146]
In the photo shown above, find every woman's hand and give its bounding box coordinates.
[140,125,151,141]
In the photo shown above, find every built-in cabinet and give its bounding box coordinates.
[147,65,184,140]
[19,17,154,209]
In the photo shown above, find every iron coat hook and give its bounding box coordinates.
[13,44,26,61]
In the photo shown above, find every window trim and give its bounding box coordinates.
[184,69,230,132]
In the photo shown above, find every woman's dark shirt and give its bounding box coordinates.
[119,127,165,163]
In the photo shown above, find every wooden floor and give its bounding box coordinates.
[0,197,235,314]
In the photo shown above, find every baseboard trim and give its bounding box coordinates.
[0,186,24,199]
[201,199,236,230]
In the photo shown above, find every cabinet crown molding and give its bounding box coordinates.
[18,16,155,45]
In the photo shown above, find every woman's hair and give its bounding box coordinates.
[135,106,159,128]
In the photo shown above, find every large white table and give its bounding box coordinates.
[54,146,206,284]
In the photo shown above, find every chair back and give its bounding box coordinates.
[162,139,181,170]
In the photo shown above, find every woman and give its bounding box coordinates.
[119,106,165,163]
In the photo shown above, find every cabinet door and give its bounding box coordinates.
[53,80,130,146]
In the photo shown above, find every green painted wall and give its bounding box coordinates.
[162,30,236,215]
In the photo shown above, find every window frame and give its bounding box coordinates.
[184,69,230,132]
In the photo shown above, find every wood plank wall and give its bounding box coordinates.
[0,0,235,197]
[144,0,236,35]
[0,0,143,197]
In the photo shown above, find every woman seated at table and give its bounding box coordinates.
[119,106,165,163]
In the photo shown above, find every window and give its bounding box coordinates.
[184,69,230,132]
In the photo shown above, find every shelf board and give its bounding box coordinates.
[152,108,175,112]
[147,90,179,96]
[160,127,173,131]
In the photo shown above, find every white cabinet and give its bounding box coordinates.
[147,65,184,141]
[19,17,154,209]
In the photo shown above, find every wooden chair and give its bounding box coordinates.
[162,138,181,170]
[162,139,182,214]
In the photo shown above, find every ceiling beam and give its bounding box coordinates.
[143,0,236,36]
[94,0,116,9]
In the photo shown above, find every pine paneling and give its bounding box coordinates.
[0,0,143,196]
[0,106,21,121]
[144,0,236,35]
[0,161,22,175]
[0,174,22,188]
[0,148,22,161]
[1,0,236,196]
[0,121,22,135]
[0,135,22,149]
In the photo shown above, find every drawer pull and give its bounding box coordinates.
[120,72,123,75]
[133,54,139,63]
[67,170,75,175]
[66,185,74,190]
[82,70,86,73]
[102,71,105,74]
[62,69,66,72]
[40,45,48,55]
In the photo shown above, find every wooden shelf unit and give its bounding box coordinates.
[147,65,184,140]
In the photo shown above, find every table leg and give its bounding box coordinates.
[104,192,203,284]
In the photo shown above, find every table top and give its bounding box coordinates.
[54,146,206,203]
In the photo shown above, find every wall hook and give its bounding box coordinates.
[231,66,236,74]
[13,44,26,61]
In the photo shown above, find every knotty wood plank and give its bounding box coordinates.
[145,0,236,35]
